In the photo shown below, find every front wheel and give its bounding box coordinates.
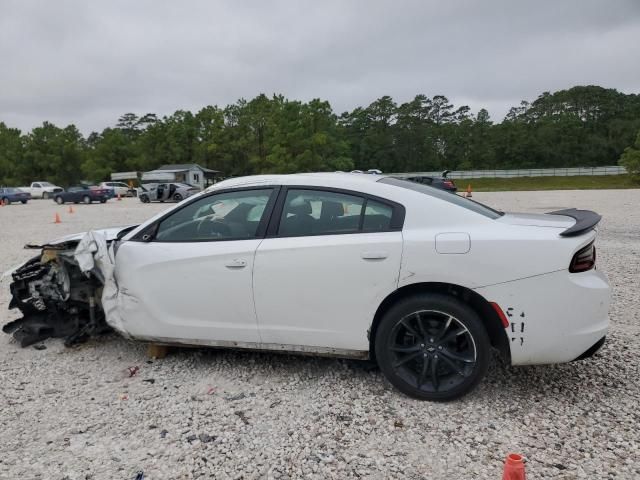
[375,293,490,401]
[55,196,64,205]
[20,200,27,204]
[173,193,183,202]
[42,192,49,200]
[1,197,9,205]
[83,195,91,204]
[140,195,150,203]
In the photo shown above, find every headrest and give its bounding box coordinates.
[320,201,344,219]
[286,199,312,215]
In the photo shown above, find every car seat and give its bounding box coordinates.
[280,201,314,236]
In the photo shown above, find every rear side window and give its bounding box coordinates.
[363,200,392,232]
[379,177,503,219]
[278,189,399,237]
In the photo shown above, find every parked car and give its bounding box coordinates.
[138,183,200,203]
[52,186,110,204]
[404,172,457,192]
[4,173,610,401]
[0,187,31,205]
[19,181,63,199]
[98,182,136,198]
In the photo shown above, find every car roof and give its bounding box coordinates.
[207,172,385,191]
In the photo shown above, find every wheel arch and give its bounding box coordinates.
[369,282,510,363]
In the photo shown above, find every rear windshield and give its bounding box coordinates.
[379,177,503,219]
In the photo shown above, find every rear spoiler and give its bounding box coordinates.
[548,208,602,237]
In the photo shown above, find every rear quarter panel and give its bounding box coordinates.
[398,197,597,289]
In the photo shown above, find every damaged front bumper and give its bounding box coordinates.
[3,228,131,347]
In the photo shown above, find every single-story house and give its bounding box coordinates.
[141,164,220,190]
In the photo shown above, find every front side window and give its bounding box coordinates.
[154,188,273,242]
[278,189,398,236]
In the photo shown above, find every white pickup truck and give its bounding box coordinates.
[19,181,64,199]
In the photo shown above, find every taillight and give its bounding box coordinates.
[569,241,596,273]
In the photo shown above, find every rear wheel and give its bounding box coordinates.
[173,193,183,201]
[55,196,64,205]
[42,192,49,200]
[83,195,91,204]
[20,200,27,204]
[100,198,107,203]
[140,194,150,203]
[375,293,490,401]
[2,197,9,205]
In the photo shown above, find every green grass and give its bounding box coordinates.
[455,175,640,192]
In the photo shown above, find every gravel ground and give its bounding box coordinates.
[0,191,638,480]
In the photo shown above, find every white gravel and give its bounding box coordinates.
[0,191,639,479]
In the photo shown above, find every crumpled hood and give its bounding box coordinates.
[46,226,135,245]
[1,225,134,283]
[496,212,575,230]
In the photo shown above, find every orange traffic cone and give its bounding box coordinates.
[117,193,122,201]
[54,213,61,224]
[465,184,472,198]
[68,205,74,214]
[502,453,526,480]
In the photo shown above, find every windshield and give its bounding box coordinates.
[380,177,503,219]
[40,182,54,187]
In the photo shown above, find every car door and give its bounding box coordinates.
[114,187,278,344]
[70,187,81,202]
[253,187,405,351]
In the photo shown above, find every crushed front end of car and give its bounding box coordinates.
[3,228,132,347]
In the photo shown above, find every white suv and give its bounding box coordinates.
[99,182,133,197]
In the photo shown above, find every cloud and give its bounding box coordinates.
[1,0,639,133]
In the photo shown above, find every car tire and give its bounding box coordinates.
[375,293,490,401]
[100,199,107,204]
[2,197,9,205]
[42,192,49,200]
[140,195,150,203]
[21,200,27,204]
[83,195,91,204]
[173,193,183,201]
[55,196,64,205]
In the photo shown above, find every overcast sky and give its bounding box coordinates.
[1,0,639,133]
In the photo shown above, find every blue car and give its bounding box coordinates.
[0,187,31,205]
[53,186,110,204]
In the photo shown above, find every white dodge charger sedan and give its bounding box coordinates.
[4,173,610,400]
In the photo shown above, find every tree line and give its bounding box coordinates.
[1,85,639,187]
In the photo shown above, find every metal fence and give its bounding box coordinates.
[392,166,627,179]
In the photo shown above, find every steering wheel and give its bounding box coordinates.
[197,219,231,238]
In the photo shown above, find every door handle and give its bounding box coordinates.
[361,251,388,260]
[225,259,247,268]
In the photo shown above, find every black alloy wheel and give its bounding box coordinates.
[375,293,490,401]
